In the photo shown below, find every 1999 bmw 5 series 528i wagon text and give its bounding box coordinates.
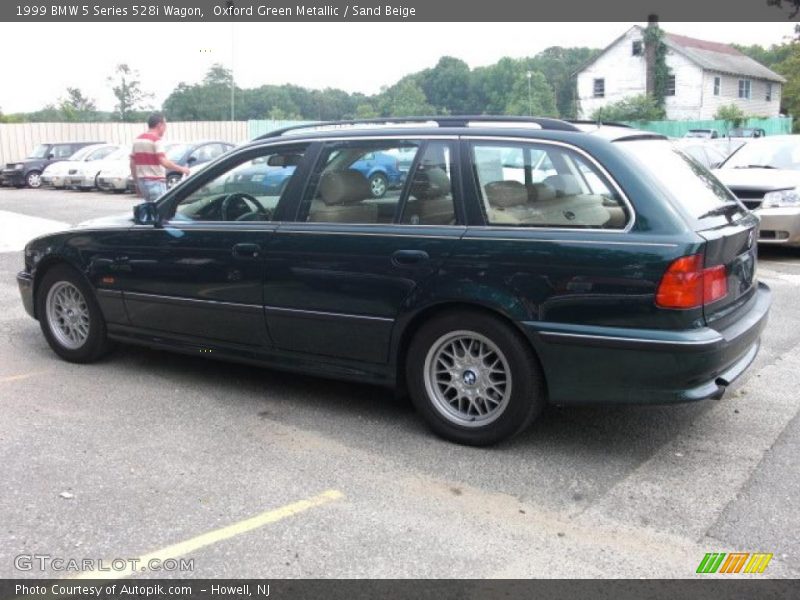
[17,116,771,445]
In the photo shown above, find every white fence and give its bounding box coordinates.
[0,121,249,166]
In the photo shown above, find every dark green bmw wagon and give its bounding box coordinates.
[17,117,771,445]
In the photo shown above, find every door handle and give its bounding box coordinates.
[232,243,261,259]
[392,249,429,266]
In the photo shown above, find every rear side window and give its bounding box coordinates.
[616,139,740,219]
[470,142,628,229]
[301,140,422,224]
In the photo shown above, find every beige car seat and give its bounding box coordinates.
[307,169,378,223]
[404,167,455,225]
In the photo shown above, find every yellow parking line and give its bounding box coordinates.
[0,371,47,384]
[73,489,344,580]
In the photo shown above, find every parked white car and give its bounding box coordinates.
[713,135,800,247]
[66,146,130,191]
[41,144,118,189]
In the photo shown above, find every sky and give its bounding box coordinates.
[0,21,795,113]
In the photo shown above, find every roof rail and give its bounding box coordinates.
[256,115,581,139]
[567,119,633,128]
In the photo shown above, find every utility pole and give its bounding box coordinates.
[526,71,532,116]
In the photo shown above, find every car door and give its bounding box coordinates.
[263,138,465,364]
[113,142,312,347]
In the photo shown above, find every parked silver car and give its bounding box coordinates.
[713,135,800,246]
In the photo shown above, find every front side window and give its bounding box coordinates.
[593,78,605,98]
[171,145,307,222]
[739,79,751,99]
[52,145,76,159]
[27,144,49,158]
[471,142,628,229]
[713,76,721,96]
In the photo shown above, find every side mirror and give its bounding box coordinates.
[186,156,197,165]
[47,153,55,159]
[133,202,158,225]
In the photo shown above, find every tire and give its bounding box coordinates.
[406,310,545,446]
[166,173,182,189]
[26,171,42,189]
[368,173,388,198]
[36,264,113,363]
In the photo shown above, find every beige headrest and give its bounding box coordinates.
[527,182,557,202]
[411,167,451,200]
[319,169,370,205]
[484,180,528,208]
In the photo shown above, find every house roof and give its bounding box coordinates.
[575,25,786,84]
[662,30,786,83]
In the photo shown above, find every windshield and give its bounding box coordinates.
[616,139,741,220]
[166,143,191,161]
[722,138,800,170]
[106,147,129,161]
[27,144,50,158]
[67,146,94,161]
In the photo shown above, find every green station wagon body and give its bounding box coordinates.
[17,117,771,445]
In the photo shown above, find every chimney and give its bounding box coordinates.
[645,14,659,97]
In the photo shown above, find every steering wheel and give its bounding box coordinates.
[219,193,269,221]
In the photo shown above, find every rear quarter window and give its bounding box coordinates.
[615,139,742,221]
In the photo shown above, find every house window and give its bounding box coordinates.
[666,75,676,96]
[738,79,752,99]
[766,82,773,101]
[593,78,605,98]
[713,76,721,96]
[632,41,643,56]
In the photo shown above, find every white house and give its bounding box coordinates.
[577,25,786,120]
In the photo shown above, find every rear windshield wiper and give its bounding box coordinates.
[697,204,743,219]
[733,164,777,169]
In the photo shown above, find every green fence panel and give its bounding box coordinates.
[247,120,313,139]
[621,117,793,137]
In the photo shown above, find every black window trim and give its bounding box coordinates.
[461,136,635,233]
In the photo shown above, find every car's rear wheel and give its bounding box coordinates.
[407,311,545,446]
[37,264,113,363]
[26,171,42,188]
[369,173,388,198]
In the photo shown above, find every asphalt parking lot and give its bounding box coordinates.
[1,186,799,579]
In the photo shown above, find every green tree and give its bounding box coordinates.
[590,94,666,122]
[528,46,600,118]
[773,41,800,130]
[58,87,97,121]
[714,103,747,130]
[108,63,151,121]
[418,56,472,114]
[377,79,434,117]
[504,71,557,116]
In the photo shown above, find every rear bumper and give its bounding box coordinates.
[17,271,35,319]
[523,282,771,405]
[755,208,800,246]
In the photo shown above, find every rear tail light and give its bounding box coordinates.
[656,254,728,309]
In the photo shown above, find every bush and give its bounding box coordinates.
[714,104,747,129]
[590,94,666,122]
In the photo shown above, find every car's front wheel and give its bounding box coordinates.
[36,264,113,363]
[26,171,42,188]
[407,311,545,446]
[369,173,388,198]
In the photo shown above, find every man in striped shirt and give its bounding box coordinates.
[130,112,190,202]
